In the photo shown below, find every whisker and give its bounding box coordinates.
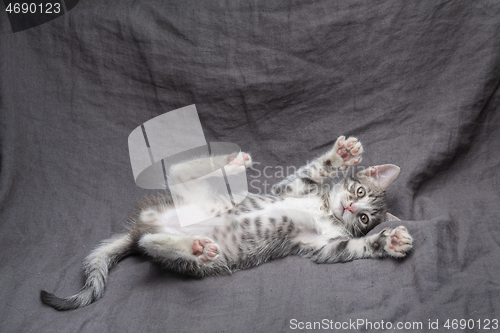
[357,223,366,236]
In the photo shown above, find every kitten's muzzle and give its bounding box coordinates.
[345,204,355,213]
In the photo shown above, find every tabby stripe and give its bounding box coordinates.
[328,236,343,243]
[238,246,244,260]
[312,245,326,256]
[255,217,262,237]
[301,177,318,186]
[265,229,270,241]
[248,197,262,210]
[336,240,349,252]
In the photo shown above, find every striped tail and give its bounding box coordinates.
[40,234,134,311]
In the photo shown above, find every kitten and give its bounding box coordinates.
[40,136,412,311]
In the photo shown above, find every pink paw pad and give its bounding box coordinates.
[389,235,400,252]
[386,226,412,257]
[193,238,220,262]
[192,240,204,255]
[334,136,362,165]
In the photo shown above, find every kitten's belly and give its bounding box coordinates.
[272,196,325,220]
[228,196,332,234]
[268,196,345,237]
[156,205,224,235]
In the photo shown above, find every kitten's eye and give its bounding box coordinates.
[356,187,366,198]
[359,214,369,224]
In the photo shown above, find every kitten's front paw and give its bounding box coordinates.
[382,226,412,258]
[227,152,252,169]
[192,238,220,262]
[334,136,362,166]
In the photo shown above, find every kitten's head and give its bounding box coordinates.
[330,164,400,237]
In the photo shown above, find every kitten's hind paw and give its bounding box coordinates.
[382,226,412,258]
[193,238,220,262]
[335,136,363,166]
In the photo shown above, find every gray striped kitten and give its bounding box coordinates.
[41,136,412,311]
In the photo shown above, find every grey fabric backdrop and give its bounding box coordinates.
[1,1,499,332]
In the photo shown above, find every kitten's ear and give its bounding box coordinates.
[385,213,401,222]
[361,164,400,190]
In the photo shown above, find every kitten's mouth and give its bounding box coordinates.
[334,204,345,220]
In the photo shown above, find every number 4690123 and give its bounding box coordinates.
[5,3,61,14]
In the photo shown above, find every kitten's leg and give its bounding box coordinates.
[169,153,252,184]
[139,233,229,276]
[304,226,412,263]
[139,234,220,262]
[272,136,363,196]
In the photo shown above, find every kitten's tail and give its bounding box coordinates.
[40,233,134,311]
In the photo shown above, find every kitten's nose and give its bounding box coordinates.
[345,205,355,213]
